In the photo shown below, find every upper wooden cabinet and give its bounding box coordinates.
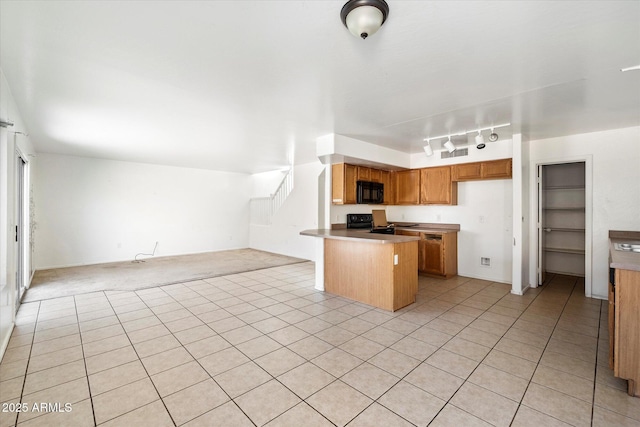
[333,158,511,205]
[452,162,482,181]
[381,170,393,204]
[482,159,512,179]
[370,168,382,183]
[395,170,421,205]
[332,163,357,205]
[357,166,371,181]
[420,166,457,205]
[452,158,512,181]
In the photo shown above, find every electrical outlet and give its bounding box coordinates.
[481,257,491,266]
[394,254,399,265]
[479,215,485,223]
[402,214,405,220]
[436,214,441,222]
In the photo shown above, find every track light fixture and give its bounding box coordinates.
[475,131,486,149]
[422,123,510,156]
[489,128,499,142]
[340,0,389,39]
[443,137,456,153]
[423,142,434,157]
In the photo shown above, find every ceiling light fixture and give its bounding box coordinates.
[621,65,640,72]
[475,131,486,149]
[422,123,510,156]
[423,142,434,157]
[443,137,456,153]
[340,0,389,40]
[488,128,499,142]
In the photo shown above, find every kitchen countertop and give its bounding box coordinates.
[609,230,640,272]
[300,229,420,244]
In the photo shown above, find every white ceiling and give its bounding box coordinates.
[1,1,639,174]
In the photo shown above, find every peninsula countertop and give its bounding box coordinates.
[300,229,420,244]
[609,230,640,272]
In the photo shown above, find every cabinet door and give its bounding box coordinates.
[332,163,357,204]
[395,170,420,205]
[418,240,428,272]
[370,168,382,183]
[482,159,512,179]
[381,171,393,204]
[452,162,482,181]
[420,166,456,205]
[357,166,371,181]
[422,237,443,275]
[344,164,357,204]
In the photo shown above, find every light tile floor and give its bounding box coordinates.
[1,263,639,426]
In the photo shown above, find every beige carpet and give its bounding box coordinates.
[25,249,306,302]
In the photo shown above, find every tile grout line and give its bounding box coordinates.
[73,292,98,427]
[13,300,41,427]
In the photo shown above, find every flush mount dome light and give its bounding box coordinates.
[341,0,389,39]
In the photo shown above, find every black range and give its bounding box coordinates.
[346,213,395,234]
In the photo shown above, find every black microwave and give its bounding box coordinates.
[357,181,384,204]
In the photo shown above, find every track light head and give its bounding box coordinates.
[475,131,486,149]
[489,129,499,142]
[443,138,456,153]
[423,142,434,156]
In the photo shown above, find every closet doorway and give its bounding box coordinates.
[537,159,592,295]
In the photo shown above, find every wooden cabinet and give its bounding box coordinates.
[395,170,420,205]
[452,162,482,181]
[370,168,382,183]
[357,166,371,181]
[324,238,418,311]
[420,166,457,205]
[452,158,512,181]
[422,236,442,275]
[395,230,458,278]
[611,268,640,397]
[609,281,615,369]
[381,170,393,204]
[482,159,512,179]
[332,163,357,205]
[334,159,510,205]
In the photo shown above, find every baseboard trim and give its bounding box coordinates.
[0,323,15,363]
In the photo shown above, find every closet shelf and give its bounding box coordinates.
[544,228,586,232]
[544,247,585,255]
[543,207,585,211]
[544,185,585,190]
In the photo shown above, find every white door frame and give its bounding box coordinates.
[14,147,29,309]
[529,154,593,296]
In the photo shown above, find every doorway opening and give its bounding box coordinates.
[536,159,592,295]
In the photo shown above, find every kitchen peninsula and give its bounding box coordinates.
[300,229,419,311]
[301,222,460,311]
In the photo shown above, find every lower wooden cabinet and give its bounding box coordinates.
[396,230,458,278]
[611,268,640,397]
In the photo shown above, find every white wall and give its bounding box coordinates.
[529,126,640,299]
[250,161,325,261]
[1,68,36,358]
[512,134,531,294]
[34,154,251,268]
[386,179,514,283]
